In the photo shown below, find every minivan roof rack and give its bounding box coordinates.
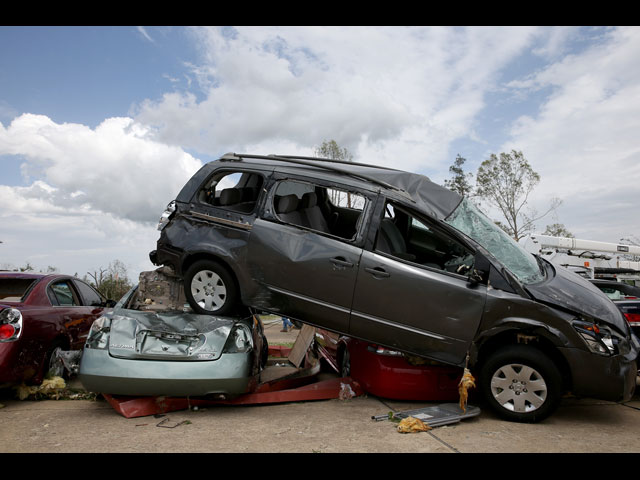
[221,152,409,196]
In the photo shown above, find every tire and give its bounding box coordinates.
[184,260,238,316]
[479,344,562,423]
[43,341,69,382]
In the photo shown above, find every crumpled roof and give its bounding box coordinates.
[356,167,463,220]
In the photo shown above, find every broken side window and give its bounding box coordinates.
[272,180,368,241]
[375,201,475,275]
[197,170,264,214]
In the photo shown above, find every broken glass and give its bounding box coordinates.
[445,199,544,285]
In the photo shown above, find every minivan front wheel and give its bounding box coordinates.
[480,345,562,423]
[184,260,238,316]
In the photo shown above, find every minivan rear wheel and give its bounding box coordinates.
[184,260,238,316]
[480,344,562,423]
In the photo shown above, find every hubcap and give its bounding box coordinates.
[490,363,548,413]
[191,270,227,312]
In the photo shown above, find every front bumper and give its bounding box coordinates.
[78,348,255,397]
[560,334,639,402]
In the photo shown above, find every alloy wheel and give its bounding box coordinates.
[490,363,548,413]
[190,270,227,312]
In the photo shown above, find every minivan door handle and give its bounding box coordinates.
[330,256,354,268]
[365,267,390,278]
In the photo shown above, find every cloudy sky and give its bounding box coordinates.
[1,26,639,280]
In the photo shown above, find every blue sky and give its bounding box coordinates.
[1,26,639,279]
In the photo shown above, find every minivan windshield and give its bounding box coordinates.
[445,198,544,285]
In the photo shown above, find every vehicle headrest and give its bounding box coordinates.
[276,194,299,214]
[300,192,318,209]
[219,188,241,206]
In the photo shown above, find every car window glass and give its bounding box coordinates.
[0,278,37,301]
[375,201,474,275]
[273,180,367,241]
[445,198,544,284]
[75,280,104,306]
[51,281,78,306]
[198,170,264,214]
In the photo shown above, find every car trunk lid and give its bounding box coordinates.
[107,310,238,361]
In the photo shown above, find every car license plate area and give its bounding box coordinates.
[135,330,208,360]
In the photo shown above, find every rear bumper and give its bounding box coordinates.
[78,348,254,397]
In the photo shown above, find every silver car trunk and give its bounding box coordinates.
[107,311,237,361]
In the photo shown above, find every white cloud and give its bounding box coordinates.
[0,114,202,222]
[0,114,202,278]
[499,27,640,242]
[134,26,542,172]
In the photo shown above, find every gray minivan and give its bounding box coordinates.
[150,153,638,422]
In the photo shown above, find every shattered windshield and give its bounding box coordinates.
[445,198,544,285]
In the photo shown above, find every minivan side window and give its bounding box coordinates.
[374,201,474,275]
[273,179,368,241]
[197,170,264,214]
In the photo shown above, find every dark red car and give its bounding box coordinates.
[0,272,112,386]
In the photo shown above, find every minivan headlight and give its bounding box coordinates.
[573,319,616,356]
[0,308,23,342]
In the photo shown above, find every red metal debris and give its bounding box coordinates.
[102,377,363,418]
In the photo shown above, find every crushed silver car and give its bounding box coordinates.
[78,274,268,398]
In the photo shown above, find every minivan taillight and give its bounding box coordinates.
[157,200,176,231]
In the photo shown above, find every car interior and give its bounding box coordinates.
[375,202,474,275]
[198,171,265,214]
[273,180,366,241]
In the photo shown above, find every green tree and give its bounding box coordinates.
[542,223,574,238]
[87,259,133,301]
[314,139,353,162]
[314,139,355,207]
[476,150,560,241]
[444,154,474,197]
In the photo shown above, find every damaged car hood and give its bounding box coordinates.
[106,309,241,361]
[525,260,629,333]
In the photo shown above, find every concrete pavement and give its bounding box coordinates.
[1,317,638,453]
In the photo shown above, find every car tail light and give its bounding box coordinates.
[0,323,16,340]
[624,313,640,324]
[0,308,23,342]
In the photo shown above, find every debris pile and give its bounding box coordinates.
[397,416,431,433]
[14,376,96,401]
[458,368,476,413]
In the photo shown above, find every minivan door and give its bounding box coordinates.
[246,177,372,335]
[349,200,487,366]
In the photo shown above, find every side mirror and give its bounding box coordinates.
[467,253,491,287]
[104,299,117,308]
